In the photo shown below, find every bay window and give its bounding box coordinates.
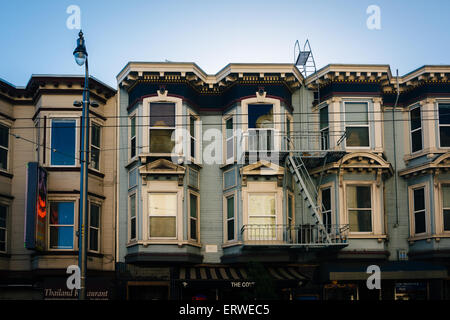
[411,187,426,235]
[49,201,75,249]
[0,124,9,171]
[51,119,76,166]
[189,114,199,161]
[129,193,137,241]
[320,105,329,150]
[442,184,450,232]
[248,104,274,152]
[410,105,423,153]
[345,102,370,147]
[225,194,235,242]
[248,193,276,240]
[225,116,234,163]
[347,185,372,232]
[149,103,175,153]
[148,193,177,238]
[130,115,137,158]
[439,103,450,147]
[189,192,199,241]
[320,187,332,233]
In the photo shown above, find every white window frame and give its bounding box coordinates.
[436,181,450,235]
[285,112,293,151]
[0,123,10,173]
[0,203,8,253]
[129,113,137,160]
[88,200,101,253]
[409,104,423,154]
[188,111,200,163]
[247,192,277,240]
[47,199,77,251]
[319,183,334,232]
[224,191,237,243]
[148,192,178,240]
[344,101,371,149]
[128,192,137,243]
[438,103,450,148]
[408,183,430,238]
[149,102,176,155]
[223,113,235,164]
[188,190,200,242]
[90,121,101,171]
[49,118,79,167]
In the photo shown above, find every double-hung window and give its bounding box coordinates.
[49,202,75,249]
[189,192,199,241]
[0,124,9,171]
[412,187,426,235]
[51,120,76,166]
[90,123,101,170]
[410,105,423,153]
[225,117,234,163]
[320,106,329,150]
[248,104,274,152]
[130,116,137,158]
[148,193,177,238]
[129,193,137,241]
[345,102,370,147]
[347,185,372,232]
[189,115,199,161]
[442,185,450,232]
[89,202,100,252]
[248,193,276,240]
[438,103,450,147]
[0,204,7,253]
[149,103,175,153]
[225,195,235,242]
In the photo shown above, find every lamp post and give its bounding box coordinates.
[73,30,90,300]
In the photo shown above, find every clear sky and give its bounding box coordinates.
[0,0,449,87]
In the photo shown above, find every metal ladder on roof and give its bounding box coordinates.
[286,154,332,244]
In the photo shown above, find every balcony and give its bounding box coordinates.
[240,224,349,249]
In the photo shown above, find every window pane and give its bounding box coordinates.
[0,229,5,241]
[249,194,275,216]
[91,124,100,147]
[149,217,176,237]
[50,226,74,249]
[150,129,175,153]
[227,138,233,159]
[321,128,329,150]
[0,124,8,148]
[439,126,450,147]
[51,120,76,165]
[131,137,136,158]
[89,228,98,251]
[439,104,450,125]
[91,147,100,170]
[129,168,137,188]
[346,127,369,147]
[190,117,195,137]
[347,186,371,209]
[248,104,273,128]
[248,216,276,225]
[224,169,235,189]
[190,137,195,158]
[320,106,329,129]
[0,149,6,170]
[130,117,136,137]
[190,194,197,218]
[150,103,175,127]
[410,107,421,130]
[345,102,368,125]
[130,194,136,218]
[149,194,177,216]
[50,202,74,225]
[190,219,197,240]
[0,207,5,228]
[90,204,100,228]
[349,210,372,232]
[322,188,331,211]
[226,118,233,139]
[288,196,293,219]
[444,210,450,232]
[286,118,291,136]
[188,168,199,189]
[414,211,426,234]
[130,218,136,239]
[227,219,234,241]
[411,130,423,152]
[443,185,450,208]
[227,197,234,219]
[0,241,4,252]
[413,188,425,212]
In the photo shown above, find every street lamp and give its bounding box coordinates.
[73,30,90,300]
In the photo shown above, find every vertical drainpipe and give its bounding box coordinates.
[392,70,400,228]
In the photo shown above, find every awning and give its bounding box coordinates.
[175,266,312,286]
[320,261,448,281]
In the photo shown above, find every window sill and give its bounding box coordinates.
[347,234,387,241]
[126,240,202,248]
[403,148,447,163]
[408,234,450,243]
[222,241,243,249]
[0,170,13,179]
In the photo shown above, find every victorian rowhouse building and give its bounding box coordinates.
[0,75,117,299]
[115,62,450,300]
